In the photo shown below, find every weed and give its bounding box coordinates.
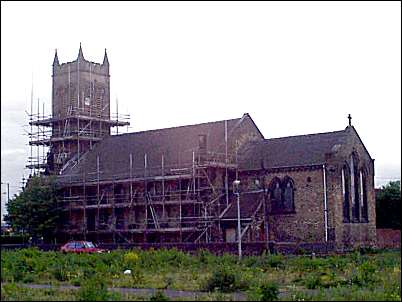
[22,273,35,283]
[130,267,144,286]
[258,282,279,301]
[202,266,247,293]
[124,251,140,266]
[265,255,284,269]
[77,276,116,301]
[149,290,170,301]
[350,261,378,287]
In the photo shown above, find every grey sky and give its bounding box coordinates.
[1,1,401,221]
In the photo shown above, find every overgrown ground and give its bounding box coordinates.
[1,247,400,301]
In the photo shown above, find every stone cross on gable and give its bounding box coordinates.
[348,114,352,126]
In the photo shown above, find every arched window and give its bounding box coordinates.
[360,169,369,222]
[282,177,295,212]
[342,164,351,222]
[350,152,360,222]
[269,177,282,212]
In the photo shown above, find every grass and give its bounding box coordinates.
[0,283,238,301]
[1,248,400,301]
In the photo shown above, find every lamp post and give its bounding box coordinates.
[233,180,242,260]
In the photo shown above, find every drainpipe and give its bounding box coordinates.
[322,164,328,242]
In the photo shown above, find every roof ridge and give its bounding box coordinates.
[265,129,346,141]
[108,116,242,138]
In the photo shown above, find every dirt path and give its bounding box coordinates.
[10,283,248,300]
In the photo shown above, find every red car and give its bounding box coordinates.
[60,241,108,254]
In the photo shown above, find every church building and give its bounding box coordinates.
[30,47,377,252]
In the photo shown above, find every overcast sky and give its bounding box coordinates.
[1,1,401,221]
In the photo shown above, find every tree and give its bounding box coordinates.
[4,175,61,242]
[376,180,401,229]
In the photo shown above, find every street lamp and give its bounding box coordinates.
[233,179,242,260]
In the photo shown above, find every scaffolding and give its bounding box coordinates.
[26,102,130,174]
[56,147,247,244]
[25,102,266,244]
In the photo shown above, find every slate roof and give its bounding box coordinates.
[58,112,352,185]
[238,128,349,171]
[222,191,264,219]
[59,116,246,183]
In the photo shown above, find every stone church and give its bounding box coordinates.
[31,46,376,252]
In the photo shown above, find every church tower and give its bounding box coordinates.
[29,45,129,174]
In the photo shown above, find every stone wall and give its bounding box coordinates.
[240,167,327,244]
[325,126,377,250]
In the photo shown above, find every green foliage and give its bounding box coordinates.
[149,290,170,301]
[202,266,248,293]
[203,267,236,292]
[197,249,216,266]
[1,283,77,301]
[376,180,401,229]
[265,254,284,269]
[258,282,279,301]
[137,248,194,271]
[350,261,378,287]
[77,276,120,301]
[303,273,323,289]
[288,256,328,272]
[4,175,61,241]
[124,251,140,267]
[242,254,284,270]
[0,248,400,301]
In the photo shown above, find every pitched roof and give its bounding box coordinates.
[222,191,264,219]
[60,116,246,183]
[238,129,349,170]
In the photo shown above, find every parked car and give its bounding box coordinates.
[60,241,108,254]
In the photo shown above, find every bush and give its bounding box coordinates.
[289,256,327,271]
[130,267,144,286]
[204,267,236,292]
[22,273,35,283]
[242,254,284,270]
[76,276,116,301]
[124,251,139,267]
[303,274,322,289]
[359,246,379,255]
[149,290,170,301]
[265,255,284,269]
[197,249,215,266]
[202,266,248,293]
[258,282,279,301]
[350,261,378,287]
[52,264,69,281]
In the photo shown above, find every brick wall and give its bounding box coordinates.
[376,229,400,249]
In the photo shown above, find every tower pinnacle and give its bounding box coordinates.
[77,42,85,60]
[103,48,109,65]
[53,49,59,66]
